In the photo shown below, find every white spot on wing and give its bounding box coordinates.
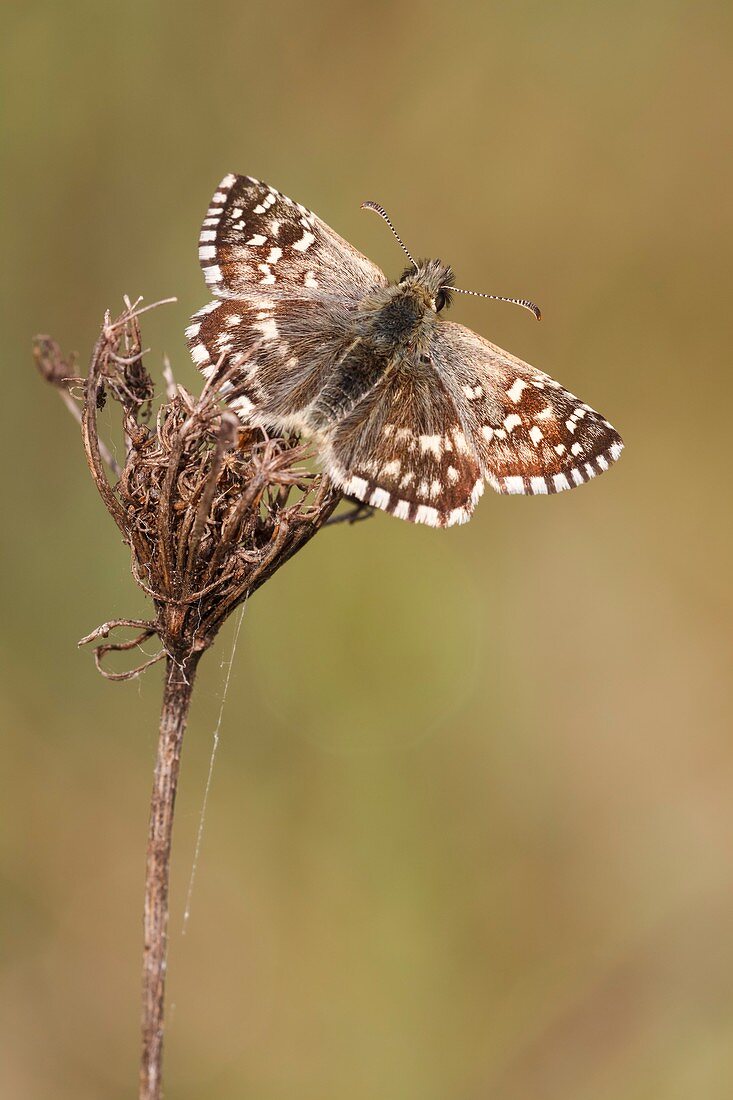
[452,430,470,453]
[345,475,368,498]
[448,507,471,525]
[419,434,443,458]
[190,343,210,365]
[415,504,440,526]
[504,476,525,494]
[256,319,278,340]
[370,487,391,509]
[203,264,222,285]
[293,230,316,252]
[507,378,529,403]
[194,300,221,316]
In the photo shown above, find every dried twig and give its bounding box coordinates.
[32,299,343,1100]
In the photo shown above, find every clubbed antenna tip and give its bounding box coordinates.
[442,284,542,321]
[361,201,418,270]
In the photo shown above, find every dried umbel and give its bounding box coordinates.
[36,298,342,677]
[33,297,350,1100]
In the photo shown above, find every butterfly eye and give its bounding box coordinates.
[434,289,447,312]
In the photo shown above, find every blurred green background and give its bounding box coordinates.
[3,2,733,1098]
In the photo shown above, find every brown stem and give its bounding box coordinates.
[81,334,128,538]
[139,653,200,1100]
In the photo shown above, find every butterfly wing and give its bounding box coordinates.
[196,173,387,303]
[322,358,484,527]
[188,174,388,428]
[429,321,624,495]
[186,296,358,431]
[321,321,622,526]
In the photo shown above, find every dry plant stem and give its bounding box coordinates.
[33,299,343,1100]
[141,654,200,1100]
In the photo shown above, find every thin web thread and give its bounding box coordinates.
[181,598,248,934]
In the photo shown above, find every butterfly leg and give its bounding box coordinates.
[325,502,376,527]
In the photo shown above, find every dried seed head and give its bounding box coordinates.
[34,298,343,678]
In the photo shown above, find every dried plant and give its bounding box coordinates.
[32,297,356,1100]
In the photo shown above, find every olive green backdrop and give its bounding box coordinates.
[3,2,733,1098]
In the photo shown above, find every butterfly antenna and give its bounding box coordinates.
[361,201,418,271]
[443,284,542,321]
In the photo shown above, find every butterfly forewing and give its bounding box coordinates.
[198,173,387,303]
[429,322,624,495]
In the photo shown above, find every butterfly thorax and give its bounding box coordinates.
[306,262,452,433]
[354,259,453,352]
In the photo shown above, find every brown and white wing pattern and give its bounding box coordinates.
[186,296,353,431]
[186,175,623,527]
[323,359,484,527]
[195,173,387,304]
[430,321,624,496]
[187,174,387,428]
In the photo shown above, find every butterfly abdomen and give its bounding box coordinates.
[310,341,392,430]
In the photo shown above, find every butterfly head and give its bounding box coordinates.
[398,260,454,313]
[362,199,543,323]
[359,260,454,351]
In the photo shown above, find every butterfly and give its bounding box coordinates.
[187,173,623,526]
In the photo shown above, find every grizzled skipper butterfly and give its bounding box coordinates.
[187,174,622,526]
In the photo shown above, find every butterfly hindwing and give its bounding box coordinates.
[323,358,484,527]
[186,297,353,431]
[199,174,387,304]
[429,322,624,495]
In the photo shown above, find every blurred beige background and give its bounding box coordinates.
[3,2,733,1098]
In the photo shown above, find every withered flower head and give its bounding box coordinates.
[35,297,345,680]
